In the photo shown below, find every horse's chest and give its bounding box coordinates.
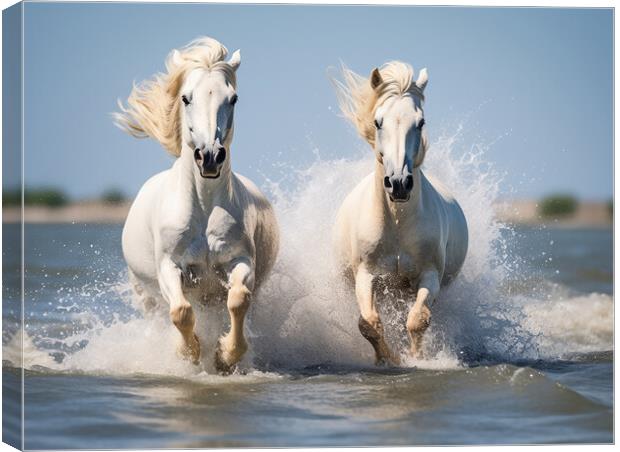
[375,248,418,276]
[186,207,247,269]
[366,223,429,278]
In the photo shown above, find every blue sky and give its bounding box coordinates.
[15,4,613,200]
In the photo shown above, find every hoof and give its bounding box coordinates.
[214,349,234,375]
[375,353,401,367]
[409,347,425,360]
[375,357,389,367]
[178,333,201,365]
[214,336,247,375]
[408,335,427,360]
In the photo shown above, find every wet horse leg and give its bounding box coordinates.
[355,266,400,366]
[159,260,201,364]
[407,271,440,359]
[215,260,253,373]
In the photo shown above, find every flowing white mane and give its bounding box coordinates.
[333,61,425,147]
[113,37,237,157]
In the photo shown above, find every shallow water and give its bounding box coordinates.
[4,354,613,448]
[2,141,613,448]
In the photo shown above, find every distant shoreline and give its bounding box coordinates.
[2,201,132,225]
[2,199,613,228]
[493,199,612,228]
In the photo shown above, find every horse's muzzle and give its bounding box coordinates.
[384,174,413,203]
[195,147,226,179]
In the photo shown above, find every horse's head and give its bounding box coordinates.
[334,61,429,203]
[369,65,428,202]
[114,37,241,179]
[178,49,241,179]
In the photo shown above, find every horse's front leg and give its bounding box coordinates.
[355,265,400,366]
[158,259,201,364]
[215,259,254,373]
[407,270,440,359]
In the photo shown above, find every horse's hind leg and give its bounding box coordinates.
[136,288,159,315]
[215,260,253,373]
[128,270,159,314]
[407,271,440,359]
[355,266,400,366]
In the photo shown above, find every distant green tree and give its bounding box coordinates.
[539,194,577,218]
[101,188,126,205]
[25,188,68,207]
[608,199,613,219]
[3,187,68,207]
[2,188,21,206]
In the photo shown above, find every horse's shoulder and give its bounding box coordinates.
[338,172,375,219]
[145,168,171,187]
[232,172,277,228]
[356,172,376,196]
[230,173,264,207]
[421,171,455,202]
[232,172,258,196]
[153,179,194,244]
[131,169,170,209]
[420,172,465,223]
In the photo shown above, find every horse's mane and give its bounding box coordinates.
[332,61,424,148]
[113,37,237,157]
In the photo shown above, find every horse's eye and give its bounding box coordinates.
[374,118,382,130]
[418,118,425,129]
[181,95,190,106]
[230,94,238,106]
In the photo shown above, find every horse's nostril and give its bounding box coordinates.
[405,175,414,190]
[215,148,227,165]
[194,148,202,161]
[384,176,392,189]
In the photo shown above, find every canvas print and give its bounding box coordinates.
[2,2,613,449]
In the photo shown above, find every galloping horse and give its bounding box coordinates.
[114,37,279,372]
[333,62,468,364]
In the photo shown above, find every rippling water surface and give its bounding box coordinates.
[3,137,613,448]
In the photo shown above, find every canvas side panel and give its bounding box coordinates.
[2,2,24,451]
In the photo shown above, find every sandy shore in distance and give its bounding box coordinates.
[2,201,133,224]
[2,199,613,227]
[494,199,612,228]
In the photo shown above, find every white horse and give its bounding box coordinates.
[333,62,468,364]
[114,37,279,372]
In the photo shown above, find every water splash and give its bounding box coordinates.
[5,126,612,376]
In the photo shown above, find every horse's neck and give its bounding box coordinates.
[373,160,422,221]
[178,145,234,212]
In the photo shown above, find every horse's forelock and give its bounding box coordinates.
[334,61,424,148]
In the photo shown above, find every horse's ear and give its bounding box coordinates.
[416,68,429,92]
[370,68,383,90]
[171,49,183,67]
[228,49,241,71]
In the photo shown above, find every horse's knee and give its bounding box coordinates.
[407,305,431,334]
[170,303,195,333]
[228,284,251,316]
[227,260,254,316]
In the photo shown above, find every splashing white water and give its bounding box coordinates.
[6,126,613,376]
